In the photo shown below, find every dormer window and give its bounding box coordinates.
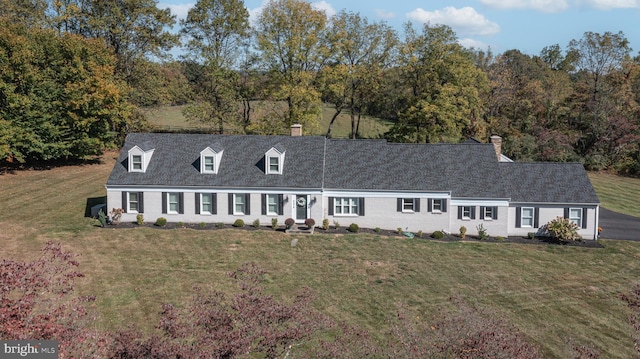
[265,144,285,175]
[128,142,154,173]
[200,144,223,174]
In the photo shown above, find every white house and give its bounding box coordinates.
[105,128,600,239]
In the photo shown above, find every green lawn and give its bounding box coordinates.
[589,172,640,218]
[1,155,640,357]
[141,104,393,138]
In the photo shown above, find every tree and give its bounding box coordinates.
[180,0,250,134]
[322,10,398,138]
[254,0,330,130]
[0,24,131,165]
[53,0,179,82]
[0,242,109,357]
[387,23,488,143]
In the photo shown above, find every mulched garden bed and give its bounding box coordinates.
[99,221,603,248]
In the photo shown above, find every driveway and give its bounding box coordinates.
[598,208,640,241]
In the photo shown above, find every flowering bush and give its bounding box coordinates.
[545,216,581,241]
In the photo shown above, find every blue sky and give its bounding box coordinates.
[159,0,640,56]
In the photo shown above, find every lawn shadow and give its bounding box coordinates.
[85,196,107,218]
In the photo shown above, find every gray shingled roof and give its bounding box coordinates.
[500,162,599,203]
[107,133,326,189]
[107,133,598,204]
[324,140,508,198]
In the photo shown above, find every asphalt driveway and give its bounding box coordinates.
[599,208,640,241]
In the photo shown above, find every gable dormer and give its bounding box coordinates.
[265,143,285,175]
[200,143,223,174]
[128,141,154,173]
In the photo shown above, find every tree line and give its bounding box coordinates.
[1,0,638,176]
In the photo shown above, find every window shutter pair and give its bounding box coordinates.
[328,197,364,216]
[162,192,184,214]
[480,206,498,220]
[396,198,421,212]
[515,207,540,228]
[261,194,284,215]
[457,206,476,219]
[195,193,217,214]
[228,193,251,215]
[122,192,144,213]
[427,199,447,212]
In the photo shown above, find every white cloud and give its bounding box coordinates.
[579,0,640,9]
[375,9,396,19]
[159,2,194,20]
[458,38,490,50]
[479,0,569,13]
[406,7,500,36]
[312,1,337,17]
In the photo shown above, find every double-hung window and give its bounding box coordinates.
[234,194,245,214]
[128,192,139,212]
[203,156,215,173]
[398,198,420,213]
[432,199,443,212]
[268,157,280,174]
[521,207,534,227]
[481,206,498,220]
[162,192,183,214]
[168,193,179,213]
[201,193,213,214]
[131,155,142,171]
[458,206,475,220]
[267,194,279,215]
[569,208,583,227]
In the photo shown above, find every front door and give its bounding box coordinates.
[294,195,309,223]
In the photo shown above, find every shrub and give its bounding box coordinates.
[476,224,488,240]
[155,217,167,227]
[98,210,107,227]
[545,216,581,241]
[322,218,329,230]
[496,236,505,241]
[136,214,144,225]
[459,225,467,239]
[527,232,535,239]
[374,227,381,234]
[431,230,444,239]
[333,220,340,229]
[417,230,423,238]
[252,219,260,228]
[271,217,278,230]
[285,218,295,228]
[305,218,315,228]
[177,221,184,228]
[397,227,403,235]
[233,219,245,228]
[216,222,225,228]
[199,222,207,228]
[348,223,359,233]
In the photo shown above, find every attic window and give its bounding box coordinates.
[200,144,223,174]
[127,143,154,173]
[265,144,285,175]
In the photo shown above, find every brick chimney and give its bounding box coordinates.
[290,123,302,137]
[490,135,502,161]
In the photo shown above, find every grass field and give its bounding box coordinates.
[141,104,393,138]
[2,154,640,357]
[589,172,640,218]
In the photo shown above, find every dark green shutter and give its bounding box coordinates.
[534,208,539,228]
[493,206,498,220]
[427,199,433,212]
[397,198,402,212]
[515,207,521,228]
[414,199,420,212]
[278,194,284,215]
[228,193,233,214]
[442,199,447,212]
[178,192,184,214]
[582,208,588,229]
[195,193,200,214]
[480,206,486,219]
[162,192,167,214]
[470,206,476,220]
[457,206,463,219]
[245,194,250,215]
[358,198,365,216]
[564,208,569,218]
[328,197,334,215]
[261,194,267,215]
[212,193,217,214]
